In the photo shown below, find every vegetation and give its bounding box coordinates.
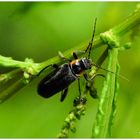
[0,2,140,138]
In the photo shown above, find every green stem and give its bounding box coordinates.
[92,48,119,138]
[0,78,27,103]
[108,61,120,137]
[113,5,140,36]
[0,69,21,84]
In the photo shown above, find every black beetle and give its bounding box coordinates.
[37,18,127,102]
[37,19,98,101]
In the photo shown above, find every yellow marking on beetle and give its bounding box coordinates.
[70,59,79,65]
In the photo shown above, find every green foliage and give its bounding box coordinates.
[0,2,140,138]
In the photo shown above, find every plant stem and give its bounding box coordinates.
[0,69,21,84]
[113,5,140,36]
[108,61,120,137]
[92,48,119,138]
[0,78,26,103]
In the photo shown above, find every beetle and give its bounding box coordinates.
[37,18,99,101]
[37,17,129,102]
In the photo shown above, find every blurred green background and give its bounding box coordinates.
[0,2,140,138]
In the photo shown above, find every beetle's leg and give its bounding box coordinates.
[84,73,104,99]
[71,50,85,59]
[52,64,59,69]
[37,64,59,76]
[90,73,105,80]
[58,51,72,62]
[73,52,79,59]
[60,88,69,102]
[84,73,105,81]
[77,78,82,98]
[83,73,89,81]
[73,79,83,106]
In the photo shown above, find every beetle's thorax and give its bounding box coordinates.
[69,58,92,76]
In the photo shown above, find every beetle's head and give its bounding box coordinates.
[80,58,92,70]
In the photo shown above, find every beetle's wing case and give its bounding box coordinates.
[37,63,77,98]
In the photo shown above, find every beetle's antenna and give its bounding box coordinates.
[87,18,97,59]
[92,63,129,81]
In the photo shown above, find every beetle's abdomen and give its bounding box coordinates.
[37,64,77,98]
